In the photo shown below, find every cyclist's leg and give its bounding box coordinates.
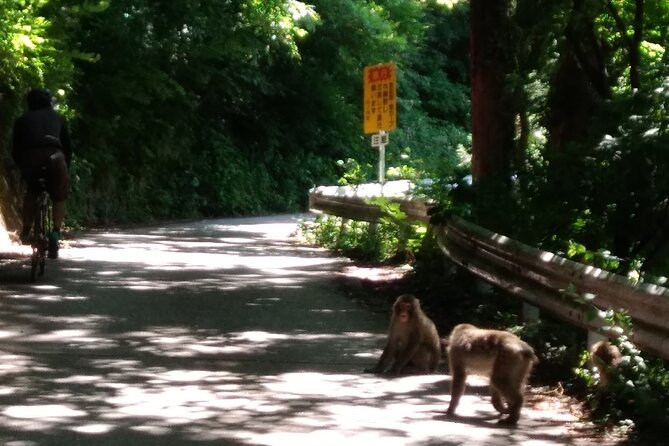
[47,150,68,258]
[47,201,62,259]
[19,155,44,244]
[52,201,66,231]
[48,150,68,230]
[20,190,37,244]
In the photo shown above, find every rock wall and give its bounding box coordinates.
[1,164,23,242]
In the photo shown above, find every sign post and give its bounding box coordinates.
[370,130,389,184]
[363,63,396,185]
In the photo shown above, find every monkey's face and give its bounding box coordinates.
[395,301,413,323]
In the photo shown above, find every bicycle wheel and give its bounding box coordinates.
[30,210,42,282]
[38,197,50,276]
[30,193,49,282]
[30,249,38,282]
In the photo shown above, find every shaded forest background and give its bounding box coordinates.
[1,0,668,276]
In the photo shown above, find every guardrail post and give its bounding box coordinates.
[369,221,378,240]
[522,303,540,323]
[337,218,350,244]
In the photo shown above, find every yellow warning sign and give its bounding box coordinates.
[363,63,396,134]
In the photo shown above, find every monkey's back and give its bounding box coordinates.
[447,324,538,376]
[422,319,441,346]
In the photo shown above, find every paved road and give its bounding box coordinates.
[0,215,612,445]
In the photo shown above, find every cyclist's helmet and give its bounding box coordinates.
[26,88,53,110]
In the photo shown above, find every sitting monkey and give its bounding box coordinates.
[445,323,538,425]
[365,294,441,375]
[590,340,622,387]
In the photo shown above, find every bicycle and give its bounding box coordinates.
[30,167,52,282]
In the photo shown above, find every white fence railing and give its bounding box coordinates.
[309,181,669,361]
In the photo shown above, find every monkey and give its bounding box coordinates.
[445,323,538,425]
[365,294,441,375]
[590,340,622,387]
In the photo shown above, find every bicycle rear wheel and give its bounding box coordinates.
[41,196,51,273]
[30,193,49,282]
[30,220,42,282]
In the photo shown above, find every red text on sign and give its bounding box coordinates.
[367,66,393,83]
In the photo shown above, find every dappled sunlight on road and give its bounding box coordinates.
[0,360,577,446]
[67,218,329,269]
[0,343,469,446]
[68,233,339,272]
[0,318,585,446]
[41,217,347,296]
[0,323,460,446]
[0,215,597,445]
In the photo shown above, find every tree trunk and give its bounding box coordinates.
[630,0,644,90]
[546,0,609,151]
[606,0,643,90]
[546,48,596,150]
[469,0,515,181]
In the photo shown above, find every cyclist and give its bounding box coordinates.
[12,88,72,259]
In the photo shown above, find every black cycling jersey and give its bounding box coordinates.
[12,107,72,168]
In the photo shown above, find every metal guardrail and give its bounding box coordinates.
[309,182,669,361]
[308,181,431,224]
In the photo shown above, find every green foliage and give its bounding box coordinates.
[0,0,81,147]
[300,213,426,263]
[369,196,427,258]
[388,0,471,180]
[565,243,622,272]
[1,0,473,227]
[61,0,327,222]
[505,76,669,275]
[512,318,586,384]
[50,0,469,225]
[429,0,669,277]
[336,158,374,186]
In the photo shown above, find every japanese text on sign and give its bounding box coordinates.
[363,63,396,134]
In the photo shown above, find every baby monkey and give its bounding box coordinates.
[445,323,538,425]
[365,294,441,375]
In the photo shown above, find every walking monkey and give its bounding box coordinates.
[445,323,538,424]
